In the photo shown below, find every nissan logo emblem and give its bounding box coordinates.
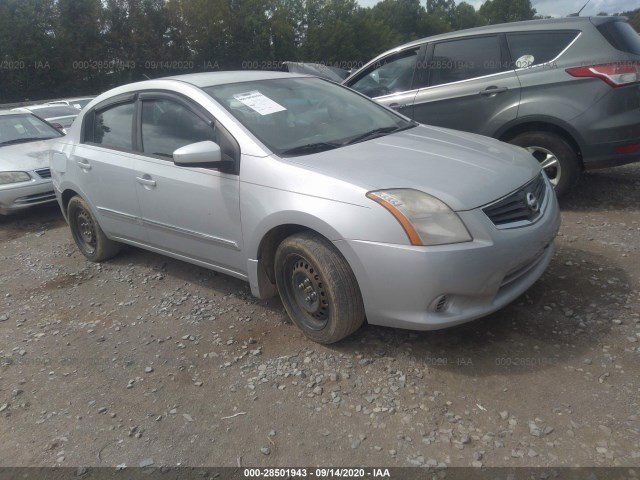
[526,192,540,212]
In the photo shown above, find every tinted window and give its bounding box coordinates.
[597,21,640,55]
[429,36,505,86]
[93,102,134,149]
[141,99,215,159]
[350,48,420,97]
[507,32,579,67]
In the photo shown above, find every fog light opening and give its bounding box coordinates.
[431,294,450,313]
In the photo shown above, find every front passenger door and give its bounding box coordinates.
[133,94,245,275]
[346,46,426,118]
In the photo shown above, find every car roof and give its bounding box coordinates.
[0,110,28,117]
[22,104,79,112]
[395,16,628,50]
[164,70,308,88]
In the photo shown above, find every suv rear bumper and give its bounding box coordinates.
[573,84,640,170]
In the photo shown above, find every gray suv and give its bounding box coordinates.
[344,16,640,197]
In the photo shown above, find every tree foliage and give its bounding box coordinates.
[479,0,536,24]
[0,0,577,104]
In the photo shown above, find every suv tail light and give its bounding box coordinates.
[566,62,640,87]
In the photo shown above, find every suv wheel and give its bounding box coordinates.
[508,131,580,198]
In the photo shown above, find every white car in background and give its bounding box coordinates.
[11,105,79,133]
[0,111,63,214]
[47,97,95,110]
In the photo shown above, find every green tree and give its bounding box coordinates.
[619,8,640,32]
[0,0,57,102]
[371,0,426,43]
[452,1,485,30]
[479,0,536,25]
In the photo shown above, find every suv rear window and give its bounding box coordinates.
[597,21,640,55]
[507,32,579,67]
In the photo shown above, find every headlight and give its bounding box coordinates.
[367,189,472,246]
[0,171,31,185]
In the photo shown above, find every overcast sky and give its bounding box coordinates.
[358,0,638,17]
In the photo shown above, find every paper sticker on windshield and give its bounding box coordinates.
[233,91,286,115]
[515,55,535,68]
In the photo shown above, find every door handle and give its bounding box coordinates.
[76,159,92,170]
[479,87,508,96]
[136,176,156,187]
[389,103,406,110]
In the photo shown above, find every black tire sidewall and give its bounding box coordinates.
[275,233,364,344]
[67,196,119,262]
[509,131,580,198]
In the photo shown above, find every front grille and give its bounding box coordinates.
[34,168,51,179]
[483,173,547,227]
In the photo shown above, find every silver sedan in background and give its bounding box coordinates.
[0,111,63,214]
[50,71,560,343]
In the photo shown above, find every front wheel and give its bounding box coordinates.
[508,131,580,198]
[274,232,365,344]
[68,196,121,262]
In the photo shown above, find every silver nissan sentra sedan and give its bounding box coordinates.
[50,71,560,343]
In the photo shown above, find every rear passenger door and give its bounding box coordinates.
[75,95,146,242]
[506,31,582,119]
[412,35,521,136]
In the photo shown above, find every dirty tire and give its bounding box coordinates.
[508,131,580,198]
[275,231,365,344]
[68,196,120,262]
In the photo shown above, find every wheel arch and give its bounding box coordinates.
[495,117,585,170]
[247,212,354,300]
[60,188,80,219]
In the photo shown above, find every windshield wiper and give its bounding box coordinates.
[343,125,414,146]
[281,142,341,156]
[0,137,53,146]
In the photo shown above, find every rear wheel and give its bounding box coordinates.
[68,196,120,262]
[275,231,365,344]
[508,131,580,198]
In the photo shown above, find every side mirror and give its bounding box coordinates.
[173,141,227,168]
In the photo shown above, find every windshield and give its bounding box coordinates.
[204,77,414,156]
[0,114,63,145]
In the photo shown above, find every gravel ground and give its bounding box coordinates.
[0,165,639,469]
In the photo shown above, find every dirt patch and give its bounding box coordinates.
[0,165,639,468]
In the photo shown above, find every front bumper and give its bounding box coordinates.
[335,179,561,331]
[0,177,56,215]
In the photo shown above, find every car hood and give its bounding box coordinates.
[1,139,55,172]
[286,125,541,211]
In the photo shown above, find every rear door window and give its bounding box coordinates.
[597,21,640,55]
[429,36,506,86]
[507,31,580,68]
[90,102,135,150]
